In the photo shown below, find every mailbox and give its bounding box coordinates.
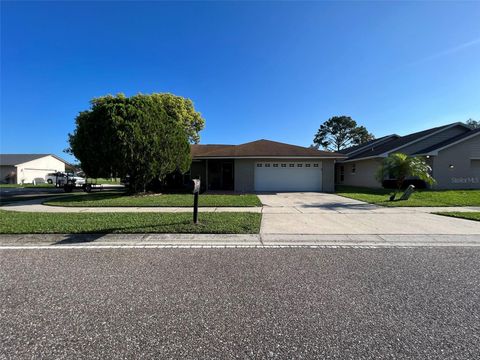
[192,179,201,224]
[192,179,201,194]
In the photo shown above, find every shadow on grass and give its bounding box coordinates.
[45,191,127,205]
[52,220,216,245]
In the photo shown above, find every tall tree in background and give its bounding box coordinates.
[466,118,480,129]
[68,93,196,192]
[313,116,374,152]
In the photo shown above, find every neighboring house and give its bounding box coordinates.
[190,139,346,192]
[0,154,70,184]
[336,122,480,189]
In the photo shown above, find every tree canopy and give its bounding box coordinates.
[313,116,375,152]
[68,93,196,192]
[466,118,480,129]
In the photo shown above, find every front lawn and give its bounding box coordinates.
[435,212,480,222]
[0,210,261,234]
[0,183,55,188]
[43,192,262,207]
[336,186,480,207]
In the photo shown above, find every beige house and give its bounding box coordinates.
[336,122,480,189]
[0,154,69,184]
[190,140,345,192]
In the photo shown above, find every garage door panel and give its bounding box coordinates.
[254,162,322,192]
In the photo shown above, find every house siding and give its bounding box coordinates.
[336,159,383,188]
[15,156,66,184]
[432,135,480,189]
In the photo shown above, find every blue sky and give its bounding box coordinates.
[1,1,480,163]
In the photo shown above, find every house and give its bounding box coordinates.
[336,122,480,189]
[0,154,70,184]
[190,139,346,192]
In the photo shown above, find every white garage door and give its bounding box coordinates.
[254,161,322,192]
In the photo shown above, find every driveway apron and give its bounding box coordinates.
[257,192,480,235]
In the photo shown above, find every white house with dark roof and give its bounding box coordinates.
[0,154,70,184]
[336,122,480,189]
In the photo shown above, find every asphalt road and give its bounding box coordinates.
[1,248,479,359]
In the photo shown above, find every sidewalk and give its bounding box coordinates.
[1,197,479,214]
[1,233,479,248]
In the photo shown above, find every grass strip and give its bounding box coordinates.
[43,192,262,207]
[434,212,480,222]
[0,210,261,234]
[336,186,480,207]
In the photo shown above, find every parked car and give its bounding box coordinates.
[45,172,85,186]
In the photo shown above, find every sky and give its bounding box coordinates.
[1,1,480,163]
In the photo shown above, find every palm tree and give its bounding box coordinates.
[375,153,436,201]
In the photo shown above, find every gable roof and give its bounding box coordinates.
[0,154,70,166]
[338,134,399,155]
[342,122,471,161]
[191,139,345,159]
[414,127,480,155]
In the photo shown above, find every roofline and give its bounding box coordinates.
[342,135,398,156]
[346,122,470,162]
[417,130,480,156]
[11,154,72,166]
[339,154,386,163]
[192,155,347,160]
[377,122,469,157]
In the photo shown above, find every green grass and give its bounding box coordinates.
[0,210,261,234]
[0,183,55,188]
[43,192,262,207]
[336,186,480,207]
[435,212,480,222]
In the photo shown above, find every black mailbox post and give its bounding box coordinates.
[192,179,200,224]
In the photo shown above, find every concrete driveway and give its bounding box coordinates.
[257,192,480,235]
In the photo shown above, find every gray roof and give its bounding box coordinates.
[338,135,399,155]
[344,123,469,161]
[414,127,480,155]
[0,154,70,166]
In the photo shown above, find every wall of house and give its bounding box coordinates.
[432,135,480,189]
[15,156,65,184]
[234,159,255,192]
[0,165,16,183]
[321,159,335,192]
[336,159,383,188]
[394,125,469,155]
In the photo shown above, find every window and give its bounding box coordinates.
[340,166,344,182]
[265,163,270,167]
[273,164,278,167]
[281,164,286,167]
[305,164,311,167]
[351,163,356,174]
[256,163,262,167]
[313,164,319,167]
[297,164,303,167]
[289,164,295,167]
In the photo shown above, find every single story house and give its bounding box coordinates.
[0,154,70,184]
[189,139,345,192]
[336,122,480,189]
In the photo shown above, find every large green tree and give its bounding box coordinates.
[68,93,195,192]
[313,116,375,152]
[375,153,436,201]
